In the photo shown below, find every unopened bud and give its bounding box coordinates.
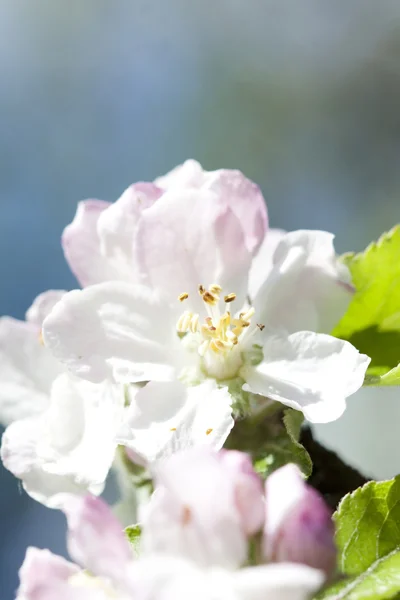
[263,464,336,578]
[218,450,265,536]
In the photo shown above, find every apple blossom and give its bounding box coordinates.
[15,453,324,600]
[264,464,337,578]
[43,185,370,429]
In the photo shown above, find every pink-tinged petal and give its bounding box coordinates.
[96,183,162,284]
[218,450,265,536]
[254,230,353,334]
[264,465,336,578]
[60,494,132,581]
[16,547,84,600]
[248,229,286,300]
[242,332,370,424]
[62,199,111,287]
[136,189,252,309]
[118,380,234,465]
[232,563,324,600]
[141,447,247,570]
[1,373,124,506]
[25,290,67,326]
[0,317,62,425]
[42,282,179,384]
[155,160,268,254]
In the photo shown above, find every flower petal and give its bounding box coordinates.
[117,380,234,464]
[60,495,132,581]
[1,373,124,506]
[248,229,286,300]
[254,230,354,334]
[96,183,162,283]
[141,447,247,570]
[43,282,179,384]
[136,188,252,308]
[155,159,268,254]
[25,290,67,326]
[16,547,82,600]
[0,316,62,425]
[232,563,324,600]
[62,199,112,287]
[242,332,370,423]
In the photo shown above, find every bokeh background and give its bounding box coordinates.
[1,1,400,597]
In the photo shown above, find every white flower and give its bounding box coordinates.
[43,187,369,433]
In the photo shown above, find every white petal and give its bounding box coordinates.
[136,188,252,309]
[242,332,370,423]
[62,199,113,287]
[0,317,62,425]
[25,290,67,326]
[43,282,179,384]
[254,230,353,334]
[248,229,286,300]
[232,563,324,600]
[96,183,162,284]
[1,373,124,506]
[118,380,234,464]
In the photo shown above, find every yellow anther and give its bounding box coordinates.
[241,307,255,321]
[209,283,222,294]
[178,292,189,302]
[39,330,44,346]
[198,284,205,295]
[190,313,199,333]
[170,427,177,431]
[203,291,218,305]
[224,293,236,303]
[206,428,213,435]
[177,310,192,332]
[257,323,265,331]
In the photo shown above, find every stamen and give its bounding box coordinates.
[170,427,177,431]
[190,313,199,333]
[206,428,213,435]
[198,284,205,295]
[178,292,189,302]
[257,323,265,331]
[224,293,236,303]
[241,307,255,321]
[209,283,222,294]
[177,310,192,332]
[203,291,218,305]
[182,505,192,526]
[39,330,44,346]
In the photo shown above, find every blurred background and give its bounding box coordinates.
[1,0,400,596]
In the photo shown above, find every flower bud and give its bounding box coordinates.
[218,450,265,535]
[264,464,336,578]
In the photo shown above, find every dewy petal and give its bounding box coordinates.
[25,290,67,326]
[60,494,132,581]
[62,199,112,287]
[1,373,124,506]
[248,229,286,300]
[141,447,247,570]
[16,547,83,600]
[0,316,62,425]
[117,380,234,465]
[155,159,268,254]
[136,188,252,308]
[242,332,370,423]
[232,563,324,600]
[42,282,179,384]
[254,230,354,334]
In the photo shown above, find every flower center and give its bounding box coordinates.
[176,283,262,381]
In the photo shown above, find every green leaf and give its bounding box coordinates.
[125,524,142,556]
[317,476,400,599]
[333,226,400,385]
[253,410,312,478]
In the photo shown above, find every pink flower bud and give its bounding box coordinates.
[218,450,265,536]
[264,464,336,578]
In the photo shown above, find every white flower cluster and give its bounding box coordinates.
[0,161,371,599]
